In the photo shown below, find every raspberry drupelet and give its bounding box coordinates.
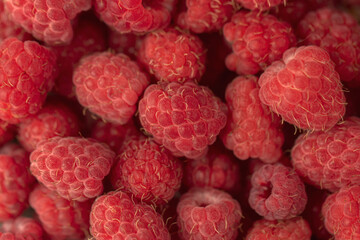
[258,45,346,131]
[73,51,149,125]
[0,217,44,240]
[138,28,206,83]
[30,136,116,202]
[90,190,171,240]
[138,81,228,159]
[223,10,296,75]
[236,0,284,11]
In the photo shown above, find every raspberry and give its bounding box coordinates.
[223,11,296,75]
[221,76,284,163]
[30,136,116,202]
[258,45,346,131]
[177,0,236,33]
[0,143,34,221]
[297,8,360,85]
[17,100,80,152]
[0,217,44,240]
[138,29,206,83]
[73,51,149,125]
[236,0,284,11]
[0,37,58,124]
[90,190,171,240]
[4,0,91,45]
[177,187,242,240]
[245,217,312,240]
[0,120,15,147]
[138,81,228,159]
[29,184,92,240]
[291,117,360,192]
[93,0,176,34]
[249,163,307,220]
[322,185,360,240]
[108,31,143,59]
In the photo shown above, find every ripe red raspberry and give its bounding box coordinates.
[138,29,206,83]
[298,8,360,85]
[4,0,91,45]
[221,76,284,163]
[0,37,58,124]
[258,45,346,131]
[223,11,296,75]
[90,190,171,240]
[17,100,80,152]
[0,143,34,221]
[29,184,92,240]
[177,0,236,33]
[236,0,284,11]
[30,136,116,202]
[0,217,44,240]
[249,163,307,220]
[0,120,15,147]
[177,187,242,240]
[74,52,149,125]
[138,81,228,159]
[93,0,176,34]
[245,217,312,240]
[108,31,143,59]
[322,185,360,240]
[291,117,360,192]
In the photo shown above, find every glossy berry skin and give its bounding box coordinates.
[0,38,57,124]
[223,10,296,75]
[30,136,116,202]
[291,117,360,192]
[110,135,183,205]
[258,45,346,131]
[90,190,171,240]
[29,184,92,240]
[249,163,307,220]
[0,143,34,221]
[245,217,312,240]
[0,217,44,240]
[236,0,284,11]
[177,187,242,240]
[74,52,149,125]
[322,185,360,240]
[4,0,91,45]
[221,76,284,163]
[138,81,228,159]
[139,29,206,83]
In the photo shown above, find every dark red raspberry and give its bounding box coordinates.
[17,100,80,152]
[223,10,296,75]
[236,0,284,11]
[0,217,44,240]
[90,190,170,240]
[298,8,360,85]
[291,117,360,192]
[74,52,149,125]
[93,0,176,34]
[322,185,360,240]
[221,76,284,163]
[177,0,236,33]
[0,37,58,124]
[138,81,228,159]
[30,136,116,202]
[108,31,143,59]
[0,143,34,221]
[4,0,91,45]
[245,217,312,240]
[258,45,346,131]
[29,184,92,240]
[249,163,307,220]
[0,120,15,147]
[138,29,206,83]
[177,187,242,240]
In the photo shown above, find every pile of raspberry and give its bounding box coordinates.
[0,0,359,240]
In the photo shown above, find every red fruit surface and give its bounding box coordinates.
[139,29,206,83]
[108,31,143,59]
[74,52,149,125]
[29,184,92,240]
[0,217,44,240]
[236,0,284,11]
[258,45,346,131]
[177,187,242,240]
[249,163,307,220]
[0,120,15,147]
[223,10,296,75]
[30,136,115,201]
[138,81,228,159]
[90,190,170,240]
[221,76,284,163]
